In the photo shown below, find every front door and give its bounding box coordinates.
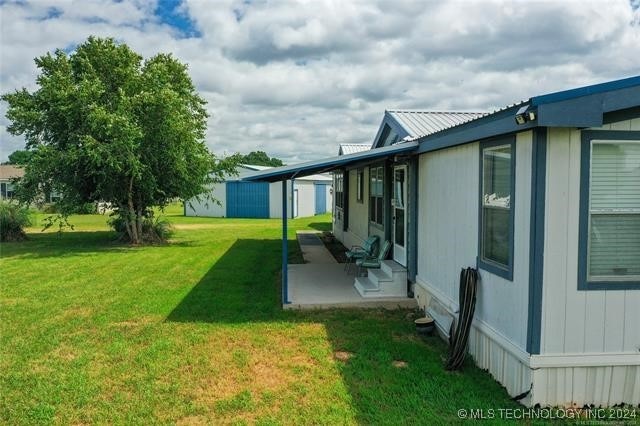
[392,165,407,266]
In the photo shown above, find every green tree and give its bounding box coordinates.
[238,151,284,167]
[2,36,237,244]
[5,150,32,165]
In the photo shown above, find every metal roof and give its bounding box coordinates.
[243,141,418,182]
[338,143,370,155]
[387,111,486,138]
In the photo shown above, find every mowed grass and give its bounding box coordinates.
[1,207,521,425]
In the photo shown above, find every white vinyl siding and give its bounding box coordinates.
[588,141,640,281]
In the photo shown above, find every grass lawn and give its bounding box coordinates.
[1,206,523,425]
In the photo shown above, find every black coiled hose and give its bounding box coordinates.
[445,267,478,370]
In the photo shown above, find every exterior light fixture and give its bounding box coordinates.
[515,105,537,125]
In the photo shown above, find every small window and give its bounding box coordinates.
[356,169,364,203]
[369,165,384,226]
[478,139,515,280]
[335,173,344,210]
[579,133,640,290]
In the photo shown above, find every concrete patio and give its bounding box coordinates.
[285,232,417,310]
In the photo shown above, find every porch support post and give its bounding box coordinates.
[282,179,290,305]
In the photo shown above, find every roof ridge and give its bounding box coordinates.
[386,109,487,114]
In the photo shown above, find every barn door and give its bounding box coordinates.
[315,183,328,214]
[226,181,270,218]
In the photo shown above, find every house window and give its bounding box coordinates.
[579,132,640,290]
[356,169,364,203]
[478,138,515,280]
[335,173,344,210]
[369,165,384,226]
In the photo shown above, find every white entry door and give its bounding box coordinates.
[392,166,407,266]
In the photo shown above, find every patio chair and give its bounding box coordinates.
[344,235,379,274]
[356,240,392,276]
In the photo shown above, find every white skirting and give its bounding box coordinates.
[414,278,640,407]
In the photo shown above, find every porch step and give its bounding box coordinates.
[354,260,408,299]
[381,259,406,276]
[368,268,393,286]
[354,276,381,297]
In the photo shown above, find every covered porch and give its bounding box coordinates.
[242,142,420,310]
[285,231,416,310]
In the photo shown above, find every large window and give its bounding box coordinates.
[478,139,515,280]
[579,132,640,290]
[369,165,384,226]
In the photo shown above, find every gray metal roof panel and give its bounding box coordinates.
[338,143,370,155]
[387,111,487,138]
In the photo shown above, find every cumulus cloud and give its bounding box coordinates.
[1,0,639,163]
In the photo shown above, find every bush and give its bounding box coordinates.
[40,202,96,214]
[108,212,173,243]
[0,201,32,242]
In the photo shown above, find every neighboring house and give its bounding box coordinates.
[0,165,24,199]
[243,76,640,407]
[185,164,332,218]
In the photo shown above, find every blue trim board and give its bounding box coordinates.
[407,157,419,283]
[531,75,640,107]
[242,141,418,182]
[416,76,640,155]
[477,136,516,281]
[527,128,547,354]
[577,130,640,291]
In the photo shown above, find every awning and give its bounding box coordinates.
[242,141,419,182]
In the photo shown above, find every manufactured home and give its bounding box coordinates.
[185,164,332,218]
[0,165,24,200]
[243,76,640,407]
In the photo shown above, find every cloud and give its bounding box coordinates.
[1,0,639,163]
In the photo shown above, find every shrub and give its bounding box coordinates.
[40,202,96,214]
[0,201,32,242]
[108,212,173,244]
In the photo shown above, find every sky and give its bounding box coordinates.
[1,0,639,164]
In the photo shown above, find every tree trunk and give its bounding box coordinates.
[127,177,139,244]
[136,192,143,240]
[118,202,134,243]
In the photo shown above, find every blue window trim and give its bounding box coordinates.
[477,136,516,281]
[526,127,547,354]
[578,130,640,291]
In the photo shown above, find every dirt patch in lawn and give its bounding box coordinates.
[111,315,162,328]
[333,351,354,362]
[184,326,324,406]
[392,360,408,368]
[318,232,348,263]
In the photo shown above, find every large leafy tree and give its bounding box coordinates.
[2,37,237,244]
[238,150,284,167]
[5,150,33,165]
